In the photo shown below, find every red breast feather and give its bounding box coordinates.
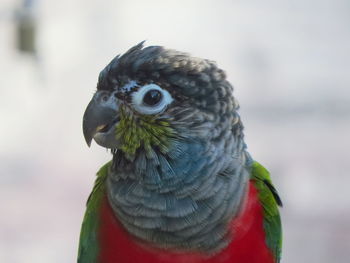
[98,181,274,263]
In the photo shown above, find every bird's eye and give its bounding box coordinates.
[131,84,173,115]
[143,89,162,106]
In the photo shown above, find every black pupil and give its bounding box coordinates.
[143,89,162,106]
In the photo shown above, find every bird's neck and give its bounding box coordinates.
[107,132,250,252]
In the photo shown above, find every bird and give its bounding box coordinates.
[79,42,282,263]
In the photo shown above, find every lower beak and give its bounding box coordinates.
[82,91,118,147]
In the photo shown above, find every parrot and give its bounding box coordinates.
[79,42,282,263]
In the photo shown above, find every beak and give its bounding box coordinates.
[82,91,118,147]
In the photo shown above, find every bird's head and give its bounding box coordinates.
[83,42,241,161]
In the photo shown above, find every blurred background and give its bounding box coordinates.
[1,0,349,262]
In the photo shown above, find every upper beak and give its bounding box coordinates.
[82,91,118,147]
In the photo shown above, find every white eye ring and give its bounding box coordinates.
[131,84,173,115]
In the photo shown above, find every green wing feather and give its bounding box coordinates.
[251,161,282,262]
[77,162,111,263]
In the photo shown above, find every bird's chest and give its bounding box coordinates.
[97,181,275,263]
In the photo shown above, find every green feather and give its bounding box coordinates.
[250,161,282,262]
[115,107,175,160]
[77,162,111,263]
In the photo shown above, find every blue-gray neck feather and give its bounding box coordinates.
[106,118,251,252]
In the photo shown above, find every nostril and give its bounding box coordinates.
[97,91,112,102]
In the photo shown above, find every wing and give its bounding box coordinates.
[250,161,282,262]
[77,162,111,263]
